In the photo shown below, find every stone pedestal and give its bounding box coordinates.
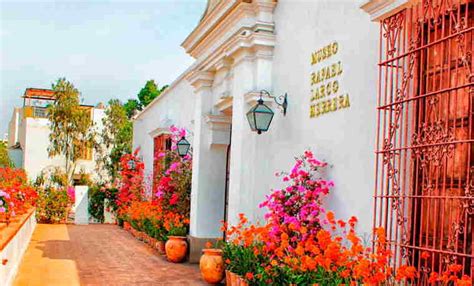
[74,186,89,225]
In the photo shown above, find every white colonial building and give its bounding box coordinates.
[7,88,106,182]
[133,0,474,273]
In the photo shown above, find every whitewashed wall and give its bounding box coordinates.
[20,108,106,182]
[133,1,381,238]
[0,211,36,286]
[240,0,379,235]
[133,76,196,180]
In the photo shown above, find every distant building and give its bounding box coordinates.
[7,88,106,182]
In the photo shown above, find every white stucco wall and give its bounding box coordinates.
[133,0,381,238]
[133,76,196,179]
[7,108,20,147]
[0,211,36,286]
[241,0,379,235]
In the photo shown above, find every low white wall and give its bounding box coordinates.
[74,186,89,225]
[0,210,37,286]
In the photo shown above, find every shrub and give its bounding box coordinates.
[89,185,106,222]
[36,187,71,223]
[89,184,119,223]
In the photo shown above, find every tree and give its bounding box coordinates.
[47,78,94,184]
[137,80,168,108]
[0,142,12,167]
[96,99,133,181]
[122,80,168,119]
[123,99,141,119]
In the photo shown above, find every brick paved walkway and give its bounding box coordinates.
[14,224,207,286]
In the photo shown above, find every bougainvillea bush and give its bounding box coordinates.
[222,151,472,285]
[119,125,192,238]
[116,149,144,217]
[154,125,192,234]
[0,167,37,217]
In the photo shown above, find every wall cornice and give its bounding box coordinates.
[182,0,277,60]
[182,0,243,57]
[360,0,411,21]
[186,71,215,91]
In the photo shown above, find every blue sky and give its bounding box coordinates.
[0,0,207,136]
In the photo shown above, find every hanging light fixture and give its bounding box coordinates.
[246,90,288,134]
[176,136,191,157]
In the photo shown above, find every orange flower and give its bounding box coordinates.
[245,272,254,280]
[326,211,336,224]
[396,265,417,281]
[428,272,438,283]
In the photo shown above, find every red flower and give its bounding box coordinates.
[421,251,430,260]
[169,193,179,205]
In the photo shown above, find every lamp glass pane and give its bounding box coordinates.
[246,110,256,131]
[255,111,274,131]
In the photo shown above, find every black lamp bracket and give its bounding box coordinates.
[260,90,288,116]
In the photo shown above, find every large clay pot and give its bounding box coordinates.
[165,236,187,263]
[200,249,224,284]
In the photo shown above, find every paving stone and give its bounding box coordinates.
[13,224,207,286]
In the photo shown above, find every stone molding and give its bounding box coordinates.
[205,114,232,131]
[205,114,232,146]
[215,92,233,114]
[182,0,276,59]
[360,0,411,21]
[244,90,274,106]
[148,127,172,138]
[186,71,215,91]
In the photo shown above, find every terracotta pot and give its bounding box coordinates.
[165,236,187,263]
[200,249,224,284]
[149,237,156,247]
[239,276,249,286]
[230,272,240,286]
[225,270,232,286]
[124,221,131,231]
[155,240,166,254]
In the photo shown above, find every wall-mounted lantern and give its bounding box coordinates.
[177,136,191,157]
[127,159,136,170]
[246,90,288,134]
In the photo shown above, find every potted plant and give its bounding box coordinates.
[165,225,188,263]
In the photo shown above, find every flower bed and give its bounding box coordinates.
[220,151,472,286]
[0,167,37,222]
[115,126,192,263]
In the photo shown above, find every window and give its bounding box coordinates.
[374,0,473,278]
